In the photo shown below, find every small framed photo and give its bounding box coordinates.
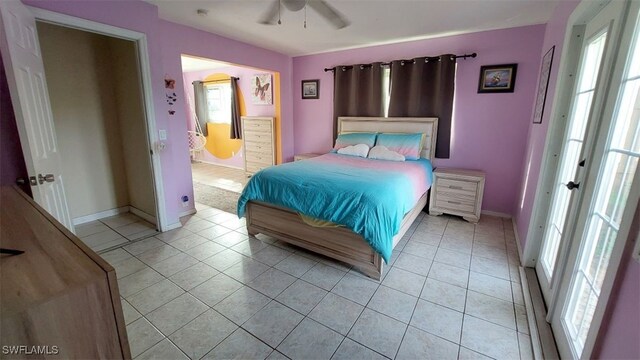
[302,79,319,99]
[478,64,518,93]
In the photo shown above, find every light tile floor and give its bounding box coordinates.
[191,162,248,193]
[101,204,532,359]
[76,212,158,252]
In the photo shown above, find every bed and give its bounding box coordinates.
[238,117,438,280]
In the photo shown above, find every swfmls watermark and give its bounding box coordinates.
[2,345,59,355]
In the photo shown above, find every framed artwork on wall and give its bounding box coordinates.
[477,63,518,93]
[532,46,555,124]
[252,73,272,105]
[302,79,319,99]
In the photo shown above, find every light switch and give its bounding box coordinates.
[158,129,167,140]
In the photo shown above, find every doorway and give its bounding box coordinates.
[34,22,159,251]
[181,55,278,213]
[1,2,167,251]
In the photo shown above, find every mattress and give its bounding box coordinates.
[237,153,433,262]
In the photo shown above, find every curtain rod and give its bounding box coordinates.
[194,77,239,84]
[323,52,477,72]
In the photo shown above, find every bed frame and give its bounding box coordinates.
[246,117,439,280]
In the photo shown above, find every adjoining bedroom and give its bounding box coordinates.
[1,0,639,360]
[181,55,280,214]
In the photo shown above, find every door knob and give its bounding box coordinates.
[38,174,55,184]
[566,181,580,190]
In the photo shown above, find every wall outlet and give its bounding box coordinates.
[159,129,167,140]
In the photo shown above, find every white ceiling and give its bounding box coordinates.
[181,55,232,72]
[148,0,558,57]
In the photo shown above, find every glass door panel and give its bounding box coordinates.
[538,30,608,286]
[562,14,640,354]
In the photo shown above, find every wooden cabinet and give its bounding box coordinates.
[428,168,485,223]
[242,116,275,176]
[0,186,130,359]
[294,153,322,161]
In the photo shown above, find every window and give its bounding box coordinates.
[205,82,231,124]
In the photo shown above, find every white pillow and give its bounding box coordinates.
[367,145,405,161]
[337,143,370,158]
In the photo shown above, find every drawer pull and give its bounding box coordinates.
[448,185,463,190]
[447,200,461,205]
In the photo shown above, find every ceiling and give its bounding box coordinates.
[181,55,233,72]
[148,0,558,57]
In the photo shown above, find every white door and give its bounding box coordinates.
[535,0,624,304]
[553,3,640,357]
[0,0,73,230]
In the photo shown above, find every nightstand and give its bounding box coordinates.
[428,168,486,223]
[294,153,322,161]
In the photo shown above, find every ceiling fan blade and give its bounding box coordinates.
[259,0,280,25]
[307,0,350,29]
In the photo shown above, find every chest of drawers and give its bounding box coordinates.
[242,116,275,175]
[428,168,486,223]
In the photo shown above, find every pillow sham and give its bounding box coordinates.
[337,143,370,158]
[333,132,377,150]
[368,145,405,161]
[375,133,423,160]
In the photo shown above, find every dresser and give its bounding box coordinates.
[242,116,275,176]
[0,186,130,359]
[428,168,486,223]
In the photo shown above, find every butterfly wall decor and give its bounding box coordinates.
[251,73,272,105]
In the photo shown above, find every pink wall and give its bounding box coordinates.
[514,0,580,247]
[292,25,546,215]
[0,54,31,195]
[21,0,293,225]
[183,66,276,168]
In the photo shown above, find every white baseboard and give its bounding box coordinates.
[73,206,129,225]
[164,221,183,231]
[194,159,244,170]
[178,209,197,218]
[130,206,157,225]
[512,218,525,264]
[481,210,512,218]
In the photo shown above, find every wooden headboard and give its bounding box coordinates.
[337,117,439,160]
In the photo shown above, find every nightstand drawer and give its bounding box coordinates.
[436,178,478,195]
[435,194,476,213]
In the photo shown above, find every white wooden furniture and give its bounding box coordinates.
[242,116,275,176]
[245,117,438,280]
[294,153,322,161]
[0,186,130,359]
[429,168,485,223]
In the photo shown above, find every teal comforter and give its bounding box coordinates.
[237,153,433,263]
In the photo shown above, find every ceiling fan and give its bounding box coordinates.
[259,0,350,29]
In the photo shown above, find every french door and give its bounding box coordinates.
[536,0,624,304]
[536,0,640,358]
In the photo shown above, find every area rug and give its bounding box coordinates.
[193,182,240,214]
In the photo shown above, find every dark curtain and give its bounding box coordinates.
[229,77,242,139]
[192,81,208,136]
[388,55,456,158]
[333,62,385,139]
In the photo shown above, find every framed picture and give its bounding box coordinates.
[252,73,272,105]
[477,63,518,93]
[532,46,555,124]
[302,79,319,99]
